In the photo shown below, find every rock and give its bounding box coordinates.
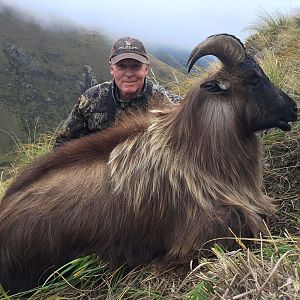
[76,64,98,93]
[4,44,40,71]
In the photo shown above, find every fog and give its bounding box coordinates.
[0,0,298,49]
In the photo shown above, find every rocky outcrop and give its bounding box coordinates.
[76,64,99,93]
[4,44,40,71]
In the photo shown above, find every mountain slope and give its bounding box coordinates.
[0,7,187,161]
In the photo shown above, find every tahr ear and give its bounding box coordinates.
[200,80,230,93]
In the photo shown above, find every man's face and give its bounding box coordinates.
[110,58,148,101]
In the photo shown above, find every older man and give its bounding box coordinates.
[54,37,180,147]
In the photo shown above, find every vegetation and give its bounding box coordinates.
[0,10,299,300]
[246,10,300,100]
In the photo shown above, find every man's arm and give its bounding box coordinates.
[53,94,90,148]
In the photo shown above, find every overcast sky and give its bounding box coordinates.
[0,0,299,50]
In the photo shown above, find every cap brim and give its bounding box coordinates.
[110,53,148,64]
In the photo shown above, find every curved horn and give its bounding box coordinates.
[187,34,246,72]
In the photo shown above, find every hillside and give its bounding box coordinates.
[0,7,188,162]
[245,11,300,102]
[148,45,213,72]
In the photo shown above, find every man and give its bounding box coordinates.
[54,37,180,147]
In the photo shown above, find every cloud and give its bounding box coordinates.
[0,0,298,49]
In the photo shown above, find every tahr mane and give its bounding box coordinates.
[110,88,272,233]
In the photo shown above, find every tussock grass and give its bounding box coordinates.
[0,128,58,199]
[258,53,299,96]
[2,234,299,299]
[246,11,300,102]
[263,123,300,236]
[193,235,300,299]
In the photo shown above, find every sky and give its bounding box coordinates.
[0,0,299,50]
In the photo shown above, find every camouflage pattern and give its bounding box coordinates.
[54,78,181,147]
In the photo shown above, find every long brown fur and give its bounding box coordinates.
[0,44,297,293]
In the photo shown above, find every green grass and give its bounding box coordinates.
[0,128,57,199]
[2,234,298,299]
[0,103,23,159]
[246,10,300,103]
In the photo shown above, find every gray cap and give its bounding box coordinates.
[109,37,149,64]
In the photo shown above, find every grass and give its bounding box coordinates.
[246,10,300,102]
[0,10,299,300]
[259,53,300,96]
[1,234,299,299]
[0,125,58,199]
[165,62,221,98]
[262,123,300,238]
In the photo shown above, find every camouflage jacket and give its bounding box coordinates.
[54,78,181,147]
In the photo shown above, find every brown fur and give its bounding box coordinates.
[0,56,297,293]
